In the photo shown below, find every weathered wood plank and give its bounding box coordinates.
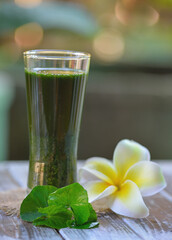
[164,174,172,195]
[118,160,172,239]
[60,161,172,240]
[4,162,145,239]
[156,160,172,195]
[0,169,20,191]
[120,192,172,240]
[0,160,172,240]
[0,211,62,240]
[0,164,62,240]
[161,169,172,195]
[7,161,28,188]
[7,160,172,191]
[60,210,144,240]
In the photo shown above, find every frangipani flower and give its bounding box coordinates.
[80,139,166,218]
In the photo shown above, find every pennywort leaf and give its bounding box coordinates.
[87,203,97,222]
[69,203,98,228]
[20,185,57,222]
[38,205,66,215]
[48,183,92,226]
[69,221,99,229]
[20,183,99,230]
[71,203,90,225]
[33,209,72,229]
[48,182,88,207]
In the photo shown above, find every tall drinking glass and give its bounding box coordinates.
[24,50,90,190]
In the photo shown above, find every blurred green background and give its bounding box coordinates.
[1,0,172,161]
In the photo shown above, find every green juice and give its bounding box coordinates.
[25,68,87,189]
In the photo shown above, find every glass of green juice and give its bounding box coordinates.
[24,50,90,190]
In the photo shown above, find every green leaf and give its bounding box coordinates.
[48,183,91,226]
[87,203,97,222]
[70,203,97,226]
[20,185,57,222]
[20,183,99,230]
[69,203,98,228]
[38,205,66,215]
[48,182,88,207]
[68,221,99,229]
[74,222,99,229]
[71,203,90,225]
[33,210,72,229]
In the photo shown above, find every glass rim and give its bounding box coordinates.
[23,49,91,60]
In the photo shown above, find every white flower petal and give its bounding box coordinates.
[84,180,117,202]
[79,168,100,185]
[113,139,150,179]
[81,157,117,185]
[109,180,149,218]
[124,161,167,196]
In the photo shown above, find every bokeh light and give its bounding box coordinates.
[115,1,159,26]
[146,7,159,26]
[14,23,43,48]
[93,30,125,62]
[122,0,137,8]
[14,0,42,8]
[115,1,130,26]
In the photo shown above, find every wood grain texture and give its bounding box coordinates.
[0,161,172,240]
[162,174,172,195]
[60,210,144,240]
[0,163,62,240]
[61,161,172,240]
[7,161,28,188]
[0,211,62,240]
[121,192,172,240]
[119,161,172,240]
[0,169,20,191]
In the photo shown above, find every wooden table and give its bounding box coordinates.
[0,161,172,240]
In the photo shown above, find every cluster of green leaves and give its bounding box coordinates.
[20,183,99,229]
